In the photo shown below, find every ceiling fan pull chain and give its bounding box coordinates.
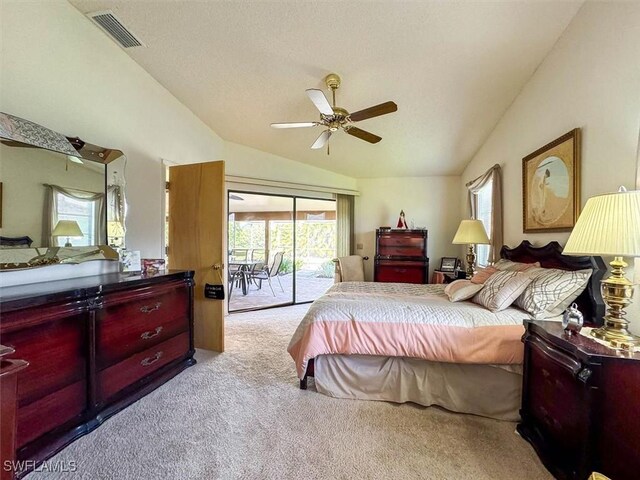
[327,143,330,156]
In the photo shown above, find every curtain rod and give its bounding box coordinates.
[465,163,501,187]
[225,175,360,197]
[42,183,100,195]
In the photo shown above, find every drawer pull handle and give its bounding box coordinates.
[141,326,163,340]
[141,351,163,367]
[140,302,161,314]
[577,367,592,383]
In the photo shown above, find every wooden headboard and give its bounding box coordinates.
[500,240,606,326]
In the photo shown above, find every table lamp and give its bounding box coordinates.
[52,220,83,247]
[563,187,640,347]
[452,219,490,279]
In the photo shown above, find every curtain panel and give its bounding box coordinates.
[466,164,503,264]
[336,194,355,257]
[43,185,106,246]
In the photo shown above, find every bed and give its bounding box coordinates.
[288,241,605,420]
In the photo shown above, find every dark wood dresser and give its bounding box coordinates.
[374,228,429,284]
[0,270,195,478]
[518,321,640,480]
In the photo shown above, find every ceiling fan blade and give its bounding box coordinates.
[348,101,398,122]
[345,126,382,144]
[306,89,334,116]
[311,130,331,149]
[271,122,319,129]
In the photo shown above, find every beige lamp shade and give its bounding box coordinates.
[563,188,640,257]
[52,220,83,237]
[452,219,490,245]
[107,221,125,238]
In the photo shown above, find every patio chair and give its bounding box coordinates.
[248,251,284,296]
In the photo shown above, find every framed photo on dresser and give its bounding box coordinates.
[522,128,581,233]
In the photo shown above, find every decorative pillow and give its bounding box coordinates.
[472,270,535,312]
[471,266,498,284]
[493,259,541,272]
[444,280,485,302]
[515,268,592,319]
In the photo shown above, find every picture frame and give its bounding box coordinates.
[440,257,458,272]
[522,128,581,233]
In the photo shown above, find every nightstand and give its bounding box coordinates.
[518,321,640,480]
[431,270,458,284]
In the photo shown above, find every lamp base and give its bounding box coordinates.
[465,245,476,279]
[591,327,640,348]
[593,256,639,348]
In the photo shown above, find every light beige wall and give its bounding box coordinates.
[355,176,462,281]
[0,0,357,260]
[460,2,640,328]
[223,141,356,190]
[0,145,104,246]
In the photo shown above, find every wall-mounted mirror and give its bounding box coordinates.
[0,112,126,270]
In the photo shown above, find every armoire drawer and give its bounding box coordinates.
[96,283,189,368]
[97,332,190,403]
[375,261,427,284]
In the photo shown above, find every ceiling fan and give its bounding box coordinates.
[271,73,397,154]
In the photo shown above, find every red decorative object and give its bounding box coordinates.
[396,210,408,229]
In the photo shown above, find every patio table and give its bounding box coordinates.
[229,260,262,295]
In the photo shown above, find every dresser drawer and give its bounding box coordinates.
[96,283,190,369]
[97,332,190,403]
[375,260,427,284]
[526,336,589,462]
[17,380,86,448]
[1,307,87,406]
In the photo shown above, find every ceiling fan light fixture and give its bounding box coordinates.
[271,73,397,152]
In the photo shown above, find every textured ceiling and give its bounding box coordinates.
[70,1,581,178]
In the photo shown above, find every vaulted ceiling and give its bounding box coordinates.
[70,1,581,178]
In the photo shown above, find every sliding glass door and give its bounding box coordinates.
[295,198,337,303]
[227,191,336,312]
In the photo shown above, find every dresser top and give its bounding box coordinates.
[0,270,193,309]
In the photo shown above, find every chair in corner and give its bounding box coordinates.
[248,251,284,296]
[334,255,367,282]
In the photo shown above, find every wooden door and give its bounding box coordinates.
[168,161,225,351]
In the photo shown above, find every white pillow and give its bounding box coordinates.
[444,280,484,302]
[515,268,592,319]
[472,270,535,312]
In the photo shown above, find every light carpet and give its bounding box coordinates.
[29,304,551,480]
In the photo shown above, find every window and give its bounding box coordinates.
[55,192,96,246]
[475,178,493,267]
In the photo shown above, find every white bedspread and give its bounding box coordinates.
[288,282,535,379]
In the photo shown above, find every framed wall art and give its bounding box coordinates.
[522,128,581,233]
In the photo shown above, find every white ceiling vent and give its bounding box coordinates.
[87,11,144,48]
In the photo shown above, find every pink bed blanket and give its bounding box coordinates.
[288,282,528,379]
